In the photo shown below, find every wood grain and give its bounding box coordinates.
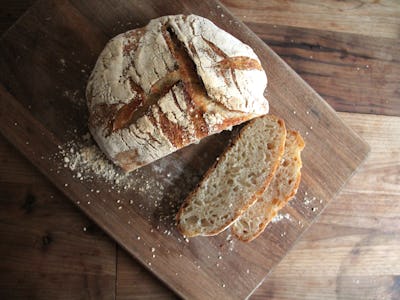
[116,248,177,300]
[221,0,400,39]
[0,0,369,298]
[244,23,400,117]
[0,112,397,299]
[2,1,399,117]
[0,136,116,300]
[113,113,400,300]
[4,0,400,299]
[0,0,36,33]
[252,113,400,299]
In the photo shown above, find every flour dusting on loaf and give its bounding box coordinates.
[87,14,269,172]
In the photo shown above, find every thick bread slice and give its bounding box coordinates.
[232,130,305,242]
[176,115,286,237]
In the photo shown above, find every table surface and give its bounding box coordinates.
[0,1,399,299]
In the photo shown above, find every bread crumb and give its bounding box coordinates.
[304,196,317,206]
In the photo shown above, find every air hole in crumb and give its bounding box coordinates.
[201,219,211,226]
[187,215,199,224]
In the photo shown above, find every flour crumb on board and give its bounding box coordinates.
[62,89,86,107]
[55,131,207,243]
[58,133,136,191]
[271,213,291,223]
[301,190,324,213]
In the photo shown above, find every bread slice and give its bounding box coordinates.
[232,130,305,242]
[176,115,286,237]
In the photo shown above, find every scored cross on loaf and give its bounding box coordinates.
[86,14,269,172]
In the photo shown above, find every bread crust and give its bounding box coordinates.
[86,14,269,172]
[176,115,286,237]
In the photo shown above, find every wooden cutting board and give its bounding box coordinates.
[0,0,370,299]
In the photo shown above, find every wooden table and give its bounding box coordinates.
[0,1,399,299]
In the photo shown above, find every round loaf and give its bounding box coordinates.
[86,14,269,172]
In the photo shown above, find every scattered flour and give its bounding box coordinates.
[271,213,291,223]
[58,132,136,190]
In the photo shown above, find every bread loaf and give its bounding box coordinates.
[86,14,269,172]
[176,115,286,237]
[232,130,305,242]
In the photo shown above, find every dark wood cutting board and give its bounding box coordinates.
[0,0,370,299]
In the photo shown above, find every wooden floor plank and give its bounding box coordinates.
[0,137,117,300]
[243,23,400,116]
[252,112,400,299]
[221,0,400,39]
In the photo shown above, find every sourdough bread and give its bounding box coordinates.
[232,130,305,242]
[86,14,269,172]
[176,115,286,237]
